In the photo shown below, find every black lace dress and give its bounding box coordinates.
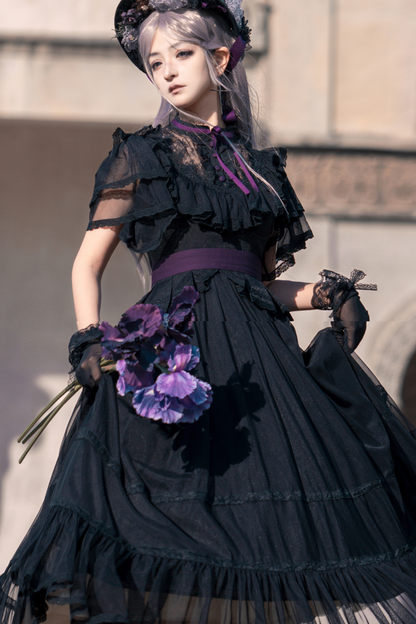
[2,121,416,624]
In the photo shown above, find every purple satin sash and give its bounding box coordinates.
[151,248,262,286]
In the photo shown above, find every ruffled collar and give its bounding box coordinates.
[168,116,258,197]
[169,114,239,138]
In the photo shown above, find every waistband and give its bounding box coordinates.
[151,248,263,286]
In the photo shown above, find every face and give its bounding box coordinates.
[148,28,216,117]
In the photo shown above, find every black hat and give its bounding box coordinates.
[115,0,251,72]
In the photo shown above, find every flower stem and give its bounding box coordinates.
[17,359,116,463]
[21,384,82,444]
[18,387,81,464]
[17,381,77,443]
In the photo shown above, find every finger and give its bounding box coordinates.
[91,365,103,386]
[76,368,94,388]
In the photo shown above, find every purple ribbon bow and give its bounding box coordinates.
[171,118,258,195]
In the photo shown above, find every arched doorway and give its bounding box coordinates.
[401,350,416,427]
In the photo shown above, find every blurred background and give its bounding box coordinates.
[1,0,416,568]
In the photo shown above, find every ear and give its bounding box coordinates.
[213,46,230,76]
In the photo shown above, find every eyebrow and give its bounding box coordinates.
[148,42,191,58]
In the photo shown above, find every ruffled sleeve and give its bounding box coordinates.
[88,127,178,253]
[259,148,313,280]
[88,128,312,274]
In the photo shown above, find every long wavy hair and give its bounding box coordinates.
[138,8,254,143]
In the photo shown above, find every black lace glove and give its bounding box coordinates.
[331,291,369,351]
[69,324,104,387]
[312,269,377,352]
[75,343,103,388]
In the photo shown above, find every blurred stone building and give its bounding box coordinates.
[0,0,415,568]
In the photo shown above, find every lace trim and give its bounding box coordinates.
[262,228,314,281]
[262,252,295,281]
[99,189,135,201]
[87,223,124,231]
[50,498,416,572]
[149,469,396,505]
[311,269,377,317]
[68,324,103,372]
[92,172,149,198]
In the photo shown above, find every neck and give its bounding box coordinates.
[178,89,225,128]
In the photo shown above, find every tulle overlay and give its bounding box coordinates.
[2,271,416,624]
[3,124,416,624]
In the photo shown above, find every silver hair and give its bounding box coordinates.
[138,8,254,143]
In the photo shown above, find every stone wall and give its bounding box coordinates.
[1,0,415,148]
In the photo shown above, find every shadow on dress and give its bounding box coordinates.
[166,361,264,477]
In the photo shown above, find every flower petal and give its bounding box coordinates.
[119,304,163,340]
[189,379,213,406]
[179,380,213,423]
[116,358,154,396]
[168,344,192,373]
[156,371,197,399]
[186,345,200,371]
[99,321,126,342]
[167,286,199,331]
[133,387,184,424]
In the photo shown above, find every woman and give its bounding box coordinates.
[2,1,416,623]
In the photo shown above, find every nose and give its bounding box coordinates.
[164,61,178,81]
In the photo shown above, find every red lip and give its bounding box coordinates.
[169,84,184,93]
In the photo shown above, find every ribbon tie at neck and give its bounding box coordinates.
[171,118,259,196]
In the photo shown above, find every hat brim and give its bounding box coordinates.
[115,0,243,73]
[115,0,146,72]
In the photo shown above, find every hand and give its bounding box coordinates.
[332,292,369,352]
[75,343,103,388]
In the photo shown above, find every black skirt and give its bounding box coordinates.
[2,270,416,624]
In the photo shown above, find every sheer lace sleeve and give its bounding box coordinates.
[260,148,313,281]
[89,184,136,229]
[87,128,177,252]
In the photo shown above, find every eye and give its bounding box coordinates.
[151,60,162,71]
[177,50,193,59]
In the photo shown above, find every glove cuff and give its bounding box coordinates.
[69,323,103,373]
[311,269,377,317]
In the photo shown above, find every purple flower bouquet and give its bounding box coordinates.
[99,286,212,424]
[17,287,211,463]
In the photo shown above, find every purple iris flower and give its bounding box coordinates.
[168,344,200,372]
[156,344,200,398]
[99,304,163,360]
[132,378,212,424]
[116,359,154,396]
[163,287,200,345]
[156,371,197,399]
[132,344,212,423]
[99,287,211,424]
[132,386,185,424]
[181,380,213,423]
[119,303,163,341]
